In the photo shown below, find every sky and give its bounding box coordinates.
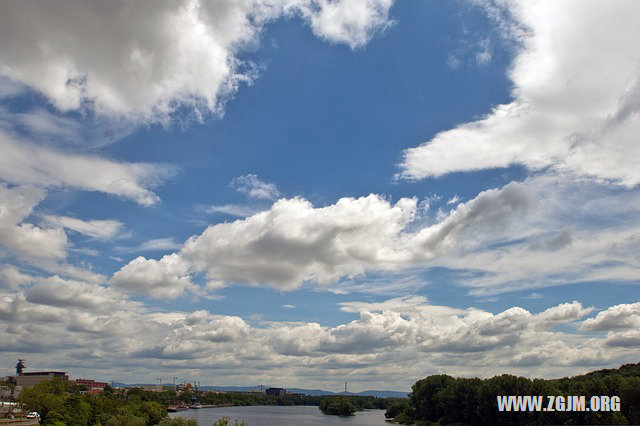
[1,0,640,392]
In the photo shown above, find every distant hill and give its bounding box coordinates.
[111,382,408,398]
[194,385,408,398]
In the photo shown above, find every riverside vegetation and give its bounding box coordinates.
[13,378,390,424]
[385,362,640,425]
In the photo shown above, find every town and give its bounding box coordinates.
[0,359,297,421]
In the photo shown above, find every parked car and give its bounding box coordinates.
[26,411,40,419]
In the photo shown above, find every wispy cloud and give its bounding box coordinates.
[205,204,262,218]
[114,238,182,254]
[42,215,124,240]
[0,129,175,206]
[231,174,280,200]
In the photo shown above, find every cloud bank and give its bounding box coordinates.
[112,182,531,297]
[2,286,638,389]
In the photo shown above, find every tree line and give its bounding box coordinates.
[15,378,392,424]
[385,362,640,425]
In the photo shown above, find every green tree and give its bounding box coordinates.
[212,417,246,426]
[137,400,168,425]
[17,378,67,422]
[104,413,147,426]
[385,400,409,419]
[157,417,199,426]
[319,396,356,416]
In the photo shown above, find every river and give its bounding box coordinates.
[169,405,390,425]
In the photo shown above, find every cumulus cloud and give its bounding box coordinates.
[186,185,529,289]
[110,183,530,297]
[230,174,280,200]
[111,253,193,299]
[0,266,34,289]
[399,0,640,187]
[299,0,395,49]
[0,0,394,122]
[0,130,174,206]
[580,302,640,332]
[25,276,129,312]
[183,194,420,289]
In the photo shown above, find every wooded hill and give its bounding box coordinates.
[385,362,640,425]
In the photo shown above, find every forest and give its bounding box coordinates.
[385,362,640,425]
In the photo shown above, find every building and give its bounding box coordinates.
[265,387,286,396]
[15,371,69,388]
[75,379,108,395]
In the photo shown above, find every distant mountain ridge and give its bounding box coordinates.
[111,382,408,398]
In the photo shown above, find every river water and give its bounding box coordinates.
[169,405,390,425]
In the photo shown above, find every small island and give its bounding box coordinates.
[319,396,357,416]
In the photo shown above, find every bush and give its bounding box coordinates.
[104,413,147,426]
[157,417,199,426]
[212,417,246,426]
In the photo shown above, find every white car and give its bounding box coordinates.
[26,411,40,419]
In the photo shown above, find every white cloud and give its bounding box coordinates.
[535,302,593,328]
[0,76,24,99]
[446,195,461,205]
[182,194,419,289]
[399,0,640,187]
[12,109,82,145]
[110,176,639,300]
[434,175,640,295]
[0,266,34,289]
[135,238,183,252]
[339,295,430,314]
[580,302,640,332]
[109,183,529,296]
[474,38,492,65]
[231,174,280,200]
[42,215,124,240]
[0,130,174,206]
[205,204,262,218]
[0,283,637,388]
[110,253,193,299]
[0,105,137,150]
[0,0,394,122]
[299,0,395,49]
[0,183,67,260]
[24,275,129,312]
[115,238,182,254]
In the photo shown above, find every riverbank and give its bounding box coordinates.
[170,405,389,425]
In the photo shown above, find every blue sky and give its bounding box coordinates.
[1,0,640,391]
